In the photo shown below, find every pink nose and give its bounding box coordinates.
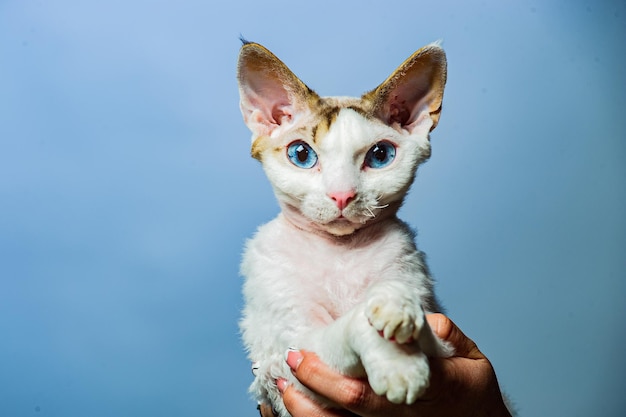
[328,190,356,210]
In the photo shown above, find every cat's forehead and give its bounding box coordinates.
[315,96,370,120]
[309,96,376,144]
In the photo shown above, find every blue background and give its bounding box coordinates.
[1,1,624,416]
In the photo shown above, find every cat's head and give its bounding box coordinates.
[237,41,446,237]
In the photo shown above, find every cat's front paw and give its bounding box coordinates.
[365,348,430,404]
[365,284,424,344]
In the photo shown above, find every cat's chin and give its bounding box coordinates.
[321,219,363,237]
[281,207,366,237]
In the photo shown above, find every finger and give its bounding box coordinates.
[419,315,497,406]
[279,378,357,417]
[289,351,398,415]
[425,313,484,359]
[258,403,277,417]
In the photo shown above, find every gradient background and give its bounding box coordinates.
[1,1,624,416]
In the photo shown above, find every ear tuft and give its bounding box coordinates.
[239,35,252,46]
[364,43,447,135]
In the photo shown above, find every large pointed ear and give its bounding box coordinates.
[364,43,447,135]
[237,42,318,139]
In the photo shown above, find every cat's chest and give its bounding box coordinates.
[281,237,377,319]
[247,215,409,317]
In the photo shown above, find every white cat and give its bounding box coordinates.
[237,41,454,417]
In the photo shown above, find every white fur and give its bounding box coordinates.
[240,110,452,416]
[237,42,451,416]
[241,214,454,415]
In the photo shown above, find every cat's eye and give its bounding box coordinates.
[287,141,318,169]
[364,141,396,169]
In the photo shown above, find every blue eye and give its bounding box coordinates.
[287,141,318,169]
[364,141,396,169]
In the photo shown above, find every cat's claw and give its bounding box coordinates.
[365,286,424,344]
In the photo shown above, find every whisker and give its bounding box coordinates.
[361,193,391,220]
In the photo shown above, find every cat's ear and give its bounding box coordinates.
[237,42,318,139]
[364,43,447,135]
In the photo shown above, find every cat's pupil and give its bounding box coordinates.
[373,145,387,162]
[296,145,308,163]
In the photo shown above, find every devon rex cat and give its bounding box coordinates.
[237,41,453,416]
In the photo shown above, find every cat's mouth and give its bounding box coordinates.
[323,211,375,234]
[326,201,385,230]
[282,200,386,236]
[334,212,367,225]
[330,215,352,224]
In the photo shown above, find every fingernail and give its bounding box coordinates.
[276,378,289,393]
[285,347,303,371]
[251,361,260,376]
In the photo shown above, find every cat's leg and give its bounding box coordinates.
[244,309,339,416]
[248,352,291,417]
[306,281,453,405]
[305,304,428,405]
[361,281,454,403]
[354,308,431,404]
[365,280,454,358]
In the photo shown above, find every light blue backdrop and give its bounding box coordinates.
[1,1,624,416]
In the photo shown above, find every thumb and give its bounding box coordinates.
[426,313,485,360]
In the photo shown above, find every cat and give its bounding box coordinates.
[237,40,454,417]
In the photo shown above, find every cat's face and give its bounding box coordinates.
[247,97,432,236]
[237,42,447,236]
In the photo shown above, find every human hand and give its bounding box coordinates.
[275,313,512,417]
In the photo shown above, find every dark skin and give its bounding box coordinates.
[261,314,512,417]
